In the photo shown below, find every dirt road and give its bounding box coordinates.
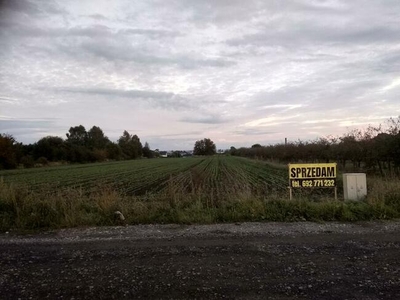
[1,222,399,299]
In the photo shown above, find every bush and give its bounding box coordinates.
[21,155,35,168]
[37,157,49,166]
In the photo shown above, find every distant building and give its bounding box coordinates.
[158,150,194,158]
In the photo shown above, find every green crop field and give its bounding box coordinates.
[1,156,399,231]
[0,156,289,196]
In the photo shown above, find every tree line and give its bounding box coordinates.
[2,117,400,174]
[230,116,400,176]
[0,125,154,169]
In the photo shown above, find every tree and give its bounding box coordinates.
[169,151,182,158]
[66,125,88,146]
[33,136,66,161]
[0,134,17,169]
[193,138,216,156]
[106,142,122,160]
[251,144,262,148]
[65,126,90,163]
[118,130,143,159]
[229,146,237,155]
[142,142,153,158]
[87,126,109,150]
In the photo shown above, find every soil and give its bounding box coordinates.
[1,221,399,299]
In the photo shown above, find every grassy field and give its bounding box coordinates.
[0,156,399,231]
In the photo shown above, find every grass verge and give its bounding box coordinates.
[0,176,399,231]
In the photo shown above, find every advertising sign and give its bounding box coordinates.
[288,163,337,188]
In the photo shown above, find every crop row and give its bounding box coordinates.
[164,156,289,196]
[0,158,206,194]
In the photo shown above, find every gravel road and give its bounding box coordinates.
[1,221,399,299]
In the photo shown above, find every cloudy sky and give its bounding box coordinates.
[1,0,399,150]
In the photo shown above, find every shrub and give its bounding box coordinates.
[37,157,49,166]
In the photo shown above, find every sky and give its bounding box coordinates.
[1,0,400,150]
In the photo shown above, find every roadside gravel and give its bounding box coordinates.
[2,221,400,243]
[1,221,399,299]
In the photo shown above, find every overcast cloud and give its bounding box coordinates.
[1,0,399,150]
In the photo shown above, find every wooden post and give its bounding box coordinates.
[288,166,292,200]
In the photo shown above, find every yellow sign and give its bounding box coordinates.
[289,163,337,188]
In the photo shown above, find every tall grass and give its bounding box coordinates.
[0,176,399,231]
